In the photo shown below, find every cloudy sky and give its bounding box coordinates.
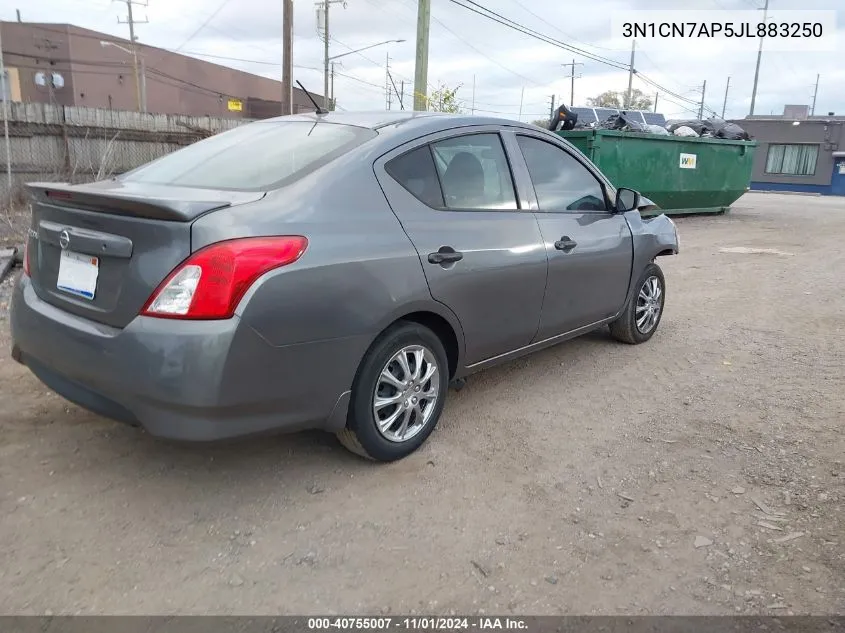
[2,0,842,121]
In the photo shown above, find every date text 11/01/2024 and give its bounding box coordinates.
[621,21,823,38]
[307,618,528,630]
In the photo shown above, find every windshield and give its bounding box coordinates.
[122,121,377,191]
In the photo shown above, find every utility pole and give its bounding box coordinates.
[387,69,403,110]
[749,0,769,116]
[654,92,658,113]
[400,80,405,110]
[282,0,293,115]
[549,94,555,122]
[721,76,731,119]
[0,24,13,204]
[316,0,346,111]
[625,39,636,109]
[117,0,148,112]
[518,86,525,121]
[810,74,820,115]
[471,74,476,115]
[562,58,583,107]
[413,0,431,111]
[385,52,392,110]
[330,62,336,110]
[139,57,147,113]
[698,79,707,119]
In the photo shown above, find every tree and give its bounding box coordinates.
[425,82,463,113]
[587,88,653,111]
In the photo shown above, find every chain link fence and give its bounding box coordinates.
[1,102,250,246]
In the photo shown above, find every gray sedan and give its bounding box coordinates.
[10,112,678,461]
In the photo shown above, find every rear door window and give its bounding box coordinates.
[122,121,377,191]
[385,146,445,208]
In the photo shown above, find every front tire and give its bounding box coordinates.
[609,262,666,345]
[337,322,449,461]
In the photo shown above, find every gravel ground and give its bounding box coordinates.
[0,192,843,615]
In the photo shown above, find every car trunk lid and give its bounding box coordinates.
[26,180,264,328]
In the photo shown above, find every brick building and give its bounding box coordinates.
[0,21,322,118]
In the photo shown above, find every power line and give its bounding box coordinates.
[636,72,715,112]
[446,0,630,71]
[170,0,233,54]
[395,0,543,87]
[507,0,622,52]
[5,48,386,105]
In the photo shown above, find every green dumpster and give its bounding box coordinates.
[556,129,757,216]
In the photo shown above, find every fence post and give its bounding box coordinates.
[60,105,72,180]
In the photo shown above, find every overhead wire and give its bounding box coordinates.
[507,0,623,52]
[446,0,630,71]
[168,0,235,55]
[390,0,543,87]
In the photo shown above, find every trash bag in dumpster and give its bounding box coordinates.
[647,124,670,135]
[599,112,649,133]
[673,125,699,137]
[666,119,710,136]
[707,117,752,140]
[549,103,579,132]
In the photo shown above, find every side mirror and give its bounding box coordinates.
[615,187,641,213]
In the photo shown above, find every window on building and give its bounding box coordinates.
[765,144,819,176]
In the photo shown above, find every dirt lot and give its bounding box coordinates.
[0,192,842,616]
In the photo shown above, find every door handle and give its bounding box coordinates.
[554,236,578,252]
[428,248,464,265]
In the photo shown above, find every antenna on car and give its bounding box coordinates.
[296,80,329,115]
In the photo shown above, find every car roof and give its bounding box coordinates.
[261,110,539,132]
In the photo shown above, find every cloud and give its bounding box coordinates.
[3,0,843,120]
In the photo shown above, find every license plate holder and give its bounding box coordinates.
[57,250,99,300]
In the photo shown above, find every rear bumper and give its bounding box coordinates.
[10,276,363,441]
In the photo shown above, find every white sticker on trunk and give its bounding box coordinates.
[57,250,99,300]
[680,153,697,169]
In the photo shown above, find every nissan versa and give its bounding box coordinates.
[11,112,678,461]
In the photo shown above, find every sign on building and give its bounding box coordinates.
[227,98,243,112]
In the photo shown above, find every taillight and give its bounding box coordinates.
[141,236,308,320]
[22,240,30,277]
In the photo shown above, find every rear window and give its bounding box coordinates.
[122,121,377,191]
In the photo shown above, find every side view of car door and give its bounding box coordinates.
[374,129,548,366]
[503,132,634,340]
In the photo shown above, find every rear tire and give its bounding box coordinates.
[337,322,449,462]
[609,262,666,345]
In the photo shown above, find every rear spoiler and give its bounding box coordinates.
[26,182,233,222]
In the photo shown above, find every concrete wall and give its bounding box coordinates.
[733,118,845,189]
[0,102,251,202]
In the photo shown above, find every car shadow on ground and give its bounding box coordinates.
[4,325,633,503]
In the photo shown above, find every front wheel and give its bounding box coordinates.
[609,262,666,345]
[337,322,449,461]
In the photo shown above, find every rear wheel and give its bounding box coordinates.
[609,262,666,344]
[337,322,449,461]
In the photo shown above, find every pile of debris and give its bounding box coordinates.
[549,105,752,141]
[664,118,752,140]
